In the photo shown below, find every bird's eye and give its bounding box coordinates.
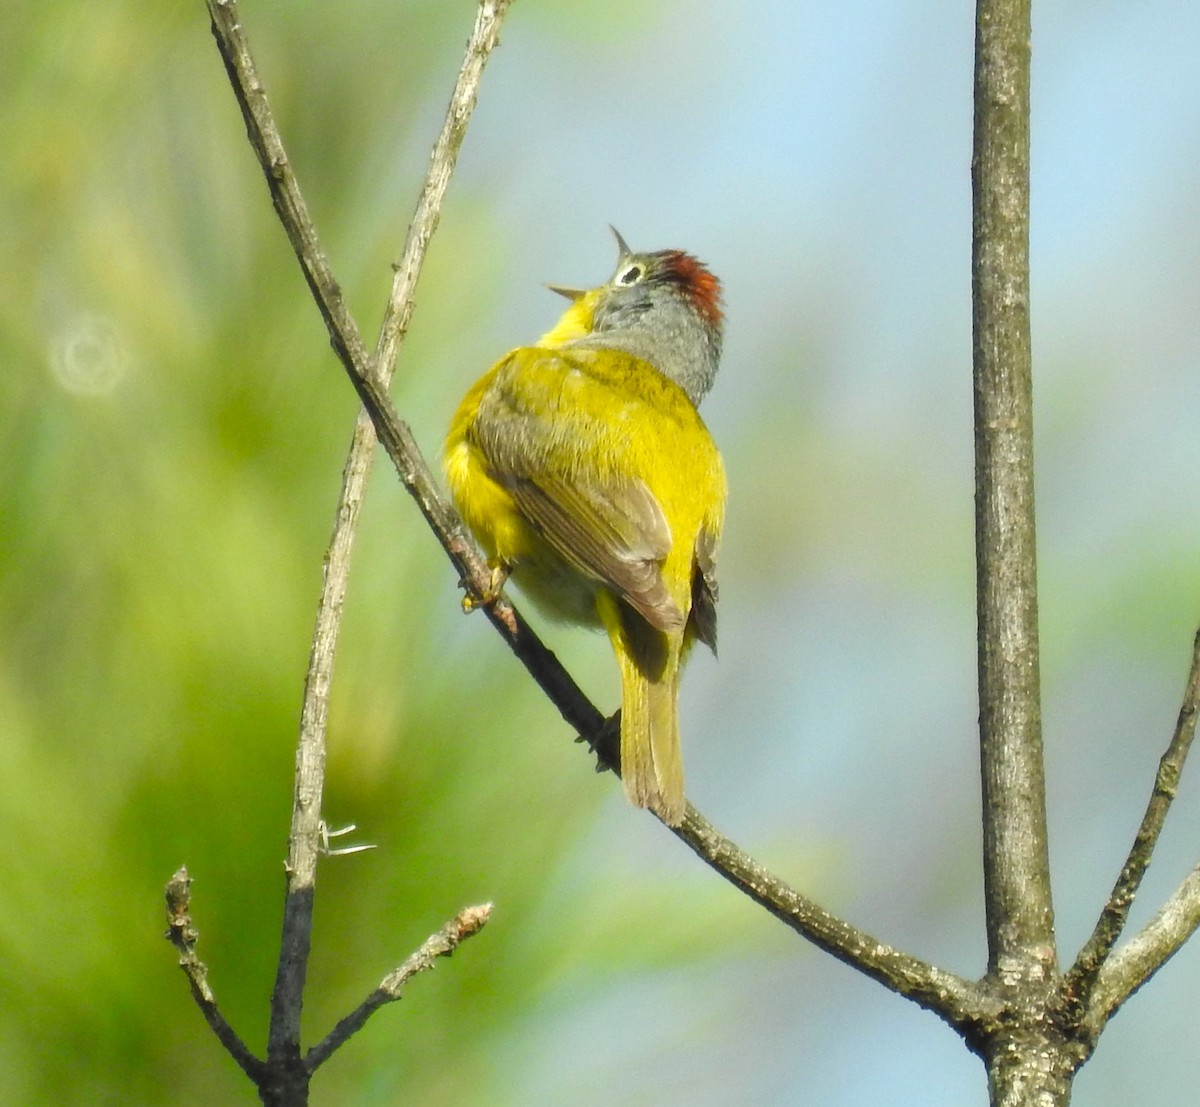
[616,264,643,286]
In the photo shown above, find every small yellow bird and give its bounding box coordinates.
[444,230,725,825]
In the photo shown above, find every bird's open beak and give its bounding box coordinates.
[609,225,632,258]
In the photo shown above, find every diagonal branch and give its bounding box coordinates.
[373,0,509,381]
[1082,861,1200,1040]
[165,867,266,1084]
[305,903,493,1072]
[674,809,990,1028]
[1066,629,1200,1029]
[206,0,373,387]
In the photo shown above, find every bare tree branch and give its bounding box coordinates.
[1084,861,1200,1039]
[306,903,493,1072]
[971,0,1055,976]
[374,0,509,380]
[971,3,1080,1102]
[673,810,989,1027]
[165,868,265,1084]
[266,432,369,1082]
[1068,630,1200,1032]
[206,0,373,390]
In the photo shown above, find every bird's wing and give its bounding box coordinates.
[689,522,719,654]
[471,349,686,635]
[505,474,685,634]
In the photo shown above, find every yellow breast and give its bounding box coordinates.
[444,344,725,629]
[444,360,537,567]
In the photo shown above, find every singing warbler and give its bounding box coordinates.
[444,230,725,826]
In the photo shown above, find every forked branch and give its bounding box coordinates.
[1068,630,1200,1037]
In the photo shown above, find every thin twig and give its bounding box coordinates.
[1083,863,1200,1040]
[306,904,493,1071]
[206,0,373,388]
[1065,629,1200,1024]
[165,867,266,1083]
[374,0,511,379]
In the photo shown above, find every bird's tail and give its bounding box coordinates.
[603,598,685,826]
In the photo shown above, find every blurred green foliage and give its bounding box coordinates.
[1,1,767,1103]
[4,1,1200,1104]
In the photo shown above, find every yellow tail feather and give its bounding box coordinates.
[601,594,685,825]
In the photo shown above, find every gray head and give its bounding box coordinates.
[556,228,724,405]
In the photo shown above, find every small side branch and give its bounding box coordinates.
[206,0,374,385]
[1083,865,1200,1043]
[1067,629,1200,1032]
[165,868,265,1083]
[374,0,512,378]
[306,904,493,1071]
